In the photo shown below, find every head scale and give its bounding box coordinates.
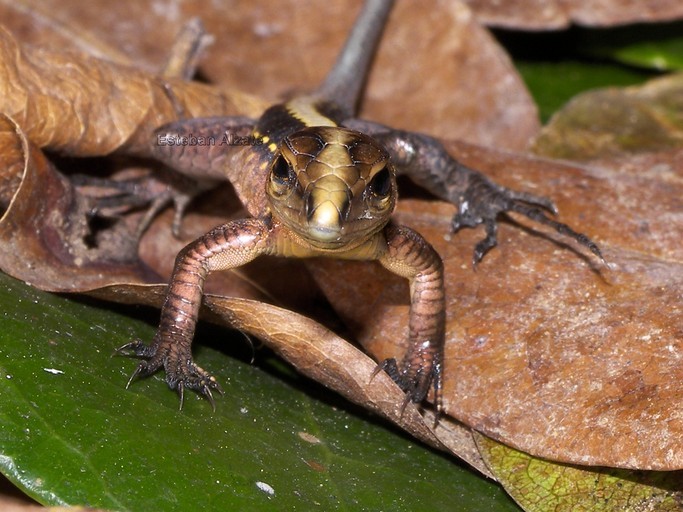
[266,126,396,250]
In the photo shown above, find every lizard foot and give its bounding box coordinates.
[453,172,605,267]
[375,348,443,418]
[115,339,223,410]
[73,170,213,240]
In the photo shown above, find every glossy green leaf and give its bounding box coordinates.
[606,40,683,72]
[0,272,519,511]
[578,23,683,71]
[496,29,658,122]
[516,60,650,122]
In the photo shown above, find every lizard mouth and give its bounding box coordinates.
[305,198,344,242]
[306,226,343,244]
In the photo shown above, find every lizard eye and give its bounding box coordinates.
[367,166,392,198]
[271,154,294,184]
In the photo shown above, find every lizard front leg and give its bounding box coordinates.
[378,223,445,413]
[117,218,271,408]
[345,119,604,266]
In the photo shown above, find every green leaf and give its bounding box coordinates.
[515,60,650,123]
[0,272,519,511]
[606,40,683,72]
[496,28,660,122]
[476,435,683,512]
[577,23,683,71]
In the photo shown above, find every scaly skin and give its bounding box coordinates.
[117,0,603,416]
[120,122,447,411]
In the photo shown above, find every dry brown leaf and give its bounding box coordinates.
[0,25,266,156]
[464,0,683,29]
[0,114,153,289]
[0,0,141,66]
[8,0,682,51]
[361,1,540,149]
[0,0,539,152]
[309,140,683,470]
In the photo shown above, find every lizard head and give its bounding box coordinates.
[266,126,397,250]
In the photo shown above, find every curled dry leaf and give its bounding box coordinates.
[309,140,683,470]
[0,114,153,290]
[464,0,683,29]
[0,0,539,152]
[0,25,266,157]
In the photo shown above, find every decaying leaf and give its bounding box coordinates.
[533,73,683,161]
[310,139,683,470]
[476,434,683,512]
[464,0,683,29]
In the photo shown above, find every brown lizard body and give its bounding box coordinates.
[118,0,602,414]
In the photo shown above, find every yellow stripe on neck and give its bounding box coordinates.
[286,97,337,127]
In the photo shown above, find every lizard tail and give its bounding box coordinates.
[314,0,395,118]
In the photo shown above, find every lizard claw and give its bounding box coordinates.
[180,380,224,412]
[177,375,224,411]
[374,351,443,422]
[114,338,222,410]
[125,362,151,390]
[452,172,605,267]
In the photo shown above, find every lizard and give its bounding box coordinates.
[117,0,604,415]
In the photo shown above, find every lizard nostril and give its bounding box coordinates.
[305,193,315,220]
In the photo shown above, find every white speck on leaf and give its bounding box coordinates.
[43,368,64,375]
[256,481,275,497]
[298,431,322,444]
